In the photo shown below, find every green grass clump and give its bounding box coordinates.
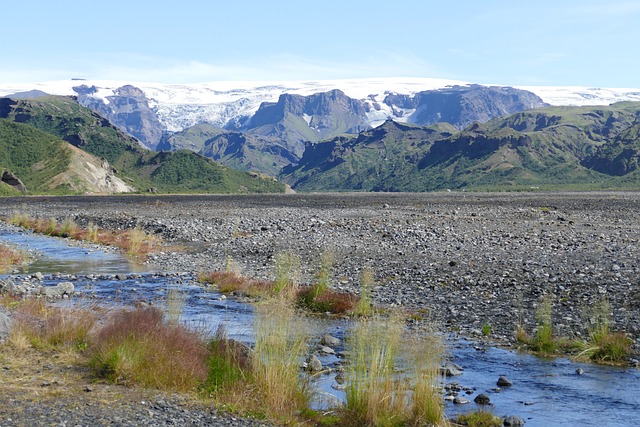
[341,314,446,426]
[578,298,633,364]
[517,294,557,354]
[201,325,253,395]
[252,296,311,422]
[457,410,503,427]
[352,267,375,317]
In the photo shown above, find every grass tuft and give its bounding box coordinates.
[457,410,503,427]
[341,313,446,426]
[352,267,375,317]
[9,299,96,352]
[0,243,27,273]
[577,297,633,363]
[252,296,310,421]
[89,306,209,391]
[2,213,162,260]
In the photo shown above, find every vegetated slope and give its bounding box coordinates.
[157,123,298,176]
[151,86,546,178]
[280,102,640,192]
[242,89,371,154]
[0,96,285,194]
[0,119,132,195]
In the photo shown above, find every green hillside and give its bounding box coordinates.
[0,119,73,194]
[0,96,285,194]
[280,103,640,192]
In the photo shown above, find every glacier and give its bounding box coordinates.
[1,77,639,133]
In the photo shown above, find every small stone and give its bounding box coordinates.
[320,334,342,347]
[319,346,335,355]
[503,415,526,426]
[116,274,128,281]
[497,375,513,387]
[453,396,470,405]
[575,368,584,375]
[474,393,491,405]
[306,355,322,372]
[84,385,93,392]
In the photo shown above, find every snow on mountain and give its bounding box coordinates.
[1,78,639,133]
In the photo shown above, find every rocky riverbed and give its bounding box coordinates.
[2,192,637,358]
[1,191,639,425]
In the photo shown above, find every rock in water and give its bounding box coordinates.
[320,334,342,347]
[497,375,513,387]
[503,415,525,426]
[453,396,470,405]
[306,355,322,372]
[474,393,491,404]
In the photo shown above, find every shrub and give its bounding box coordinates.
[296,286,357,314]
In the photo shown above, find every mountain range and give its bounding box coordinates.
[0,96,285,195]
[1,78,640,193]
[280,103,640,191]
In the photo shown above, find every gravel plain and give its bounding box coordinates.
[1,191,639,425]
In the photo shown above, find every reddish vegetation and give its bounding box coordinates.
[0,244,26,272]
[198,270,358,314]
[4,215,161,260]
[89,307,210,390]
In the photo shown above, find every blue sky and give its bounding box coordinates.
[2,0,639,87]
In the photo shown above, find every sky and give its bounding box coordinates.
[2,0,639,87]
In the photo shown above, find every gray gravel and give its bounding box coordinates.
[1,191,639,425]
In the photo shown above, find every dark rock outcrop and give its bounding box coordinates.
[384,85,547,129]
[1,170,27,192]
[74,84,165,149]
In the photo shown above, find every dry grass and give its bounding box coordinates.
[252,296,311,422]
[0,243,27,273]
[198,270,274,298]
[4,213,161,260]
[342,314,447,427]
[8,299,97,352]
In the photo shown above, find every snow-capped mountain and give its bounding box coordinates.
[2,78,639,135]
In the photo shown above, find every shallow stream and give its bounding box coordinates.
[1,227,639,426]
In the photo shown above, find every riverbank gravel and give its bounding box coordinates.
[1,191,639,425]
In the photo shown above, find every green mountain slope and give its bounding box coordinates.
[280,103,640,192]
[0,96,285,194]
[0,119,134,195]
[158,123,298,176]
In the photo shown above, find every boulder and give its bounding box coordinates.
[474,393,491,405]
[320,334,342,347]
[306,355,323,372]
[0,310,12,341]
[497,375,513,387]
[503,415,525,426]
[453,396,470,405]
[43,281,75,298]
[441,362,464,377]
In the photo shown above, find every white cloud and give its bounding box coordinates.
[0,51,442,84]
